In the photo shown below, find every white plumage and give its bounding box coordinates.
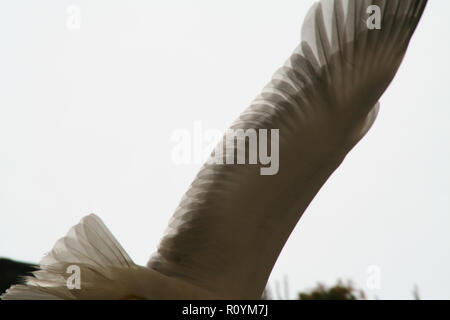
[2,0,427,300]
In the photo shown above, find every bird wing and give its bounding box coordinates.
[148,0,427,299]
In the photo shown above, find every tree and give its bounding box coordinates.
[0,258,36,295]
[298,280,366,300]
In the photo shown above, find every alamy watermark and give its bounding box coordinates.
[171,121,279,176]
[367,5,381,30]
[66,265,81,290]
[66,5,81,30]
[366,265,381,290]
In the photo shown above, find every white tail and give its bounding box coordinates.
[1,214,141,300]
[1,214,217,300]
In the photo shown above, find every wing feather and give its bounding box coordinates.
[148,0,427,299]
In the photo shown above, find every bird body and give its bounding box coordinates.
[2,0,428,300]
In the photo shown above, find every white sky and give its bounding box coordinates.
[1,0,449,299]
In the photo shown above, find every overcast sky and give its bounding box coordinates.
[1,0,449,299]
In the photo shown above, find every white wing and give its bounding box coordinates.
[148,0,427,299]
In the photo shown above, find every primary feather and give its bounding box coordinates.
[1,0,427,300]
[148,0,427,299]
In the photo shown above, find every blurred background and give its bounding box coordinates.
[1,0,449,299]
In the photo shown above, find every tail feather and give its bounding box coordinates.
[40,214,134,268]
[1,285,63,300]
[1,214,137,300]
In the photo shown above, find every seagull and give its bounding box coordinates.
[2,0,427,300]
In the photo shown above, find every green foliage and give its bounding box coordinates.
[298,280,366,300]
